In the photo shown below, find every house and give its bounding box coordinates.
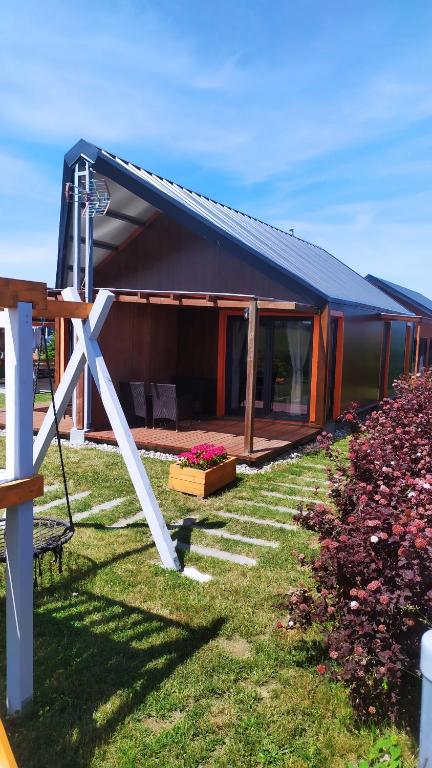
[54,140,417,463]
[366,275,432,371]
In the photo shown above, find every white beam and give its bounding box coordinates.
[63,287,180,571]
[33,290,113,473]
[4,302,34,713]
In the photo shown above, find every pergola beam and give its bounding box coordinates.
[111,291,311,312]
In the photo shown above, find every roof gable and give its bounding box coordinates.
[57,140,410,315]
[366,275,432,317]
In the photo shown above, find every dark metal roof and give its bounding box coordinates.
[366,275,432,318]
[57,139,410,314]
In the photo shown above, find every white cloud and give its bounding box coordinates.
[0,234,57,285]
[0,150,58,202]
[1,5,432,184]
[272,194,432,294]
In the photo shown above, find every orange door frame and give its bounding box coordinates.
[217,307,319,421]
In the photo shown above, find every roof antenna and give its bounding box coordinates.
[289,228,294,236]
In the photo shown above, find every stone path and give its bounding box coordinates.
[36,463,328,582]
[36,491,91,512]
[74,497,128,522]
[260,491,323,504]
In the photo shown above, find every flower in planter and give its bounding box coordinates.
[178,443,228,471]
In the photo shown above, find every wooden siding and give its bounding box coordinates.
[176,307,218,380]
[95,214,318,305]
[92,301,178,427]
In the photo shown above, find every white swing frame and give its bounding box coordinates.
[0,281,180,714]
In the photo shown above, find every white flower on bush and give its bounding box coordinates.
[370,535,379,543]
[350,600,359,610]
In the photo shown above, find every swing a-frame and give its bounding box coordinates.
[0,276,180,716]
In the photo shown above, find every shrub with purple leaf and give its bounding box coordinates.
[280,371,432,718]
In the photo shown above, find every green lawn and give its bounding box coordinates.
[0,438,417,767]
[0,392,52,409]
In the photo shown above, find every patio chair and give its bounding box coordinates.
[119,381,148,425]
[151,383,193,430]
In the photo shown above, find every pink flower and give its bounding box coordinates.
[367,580,380,592]
[316,664,326,675]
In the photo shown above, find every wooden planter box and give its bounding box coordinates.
[168,456,237,498]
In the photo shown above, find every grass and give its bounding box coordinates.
[0,392,52,409]
[0,437,417,767]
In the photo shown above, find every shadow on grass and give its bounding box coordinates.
[169,516,228,568]
[0,546,225,767]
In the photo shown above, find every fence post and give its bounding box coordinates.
[419,629,432,766]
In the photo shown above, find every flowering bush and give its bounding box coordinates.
[338,400,361,433]
[178,443,228,470]
[280,372,432,718]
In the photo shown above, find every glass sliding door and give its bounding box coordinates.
[226,315,313,420]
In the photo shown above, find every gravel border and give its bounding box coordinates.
[0,427,348,474]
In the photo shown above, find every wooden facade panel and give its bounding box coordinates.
[95,215,317,305]
[176,308,218,380]
[92,302,179,427]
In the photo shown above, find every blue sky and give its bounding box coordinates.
[1,0,432,291]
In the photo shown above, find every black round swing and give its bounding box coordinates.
[0,326,75,578]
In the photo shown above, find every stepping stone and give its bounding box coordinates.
[277,474,329,485]
[301,463,330,470]
[216,510,297,531]
[74,497,128,522]
[268,481,328,493]
[173,518,278,549]
[176,541,257,566]
[261,491,322,504]
[242,500,298,514]
[44,483,60,493]
[182,566,213,583]
[107,510,146,528]
[36,491,90,512]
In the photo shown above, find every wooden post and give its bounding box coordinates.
[4,302,34,714]
[415,323,421,374]
[310,305,330,426]
[243,300,259,455]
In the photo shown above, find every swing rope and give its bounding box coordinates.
[41,328,74,534]
[0,325,75,578]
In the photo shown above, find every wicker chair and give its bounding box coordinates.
[151,383,193,430]
[119,382,148,425]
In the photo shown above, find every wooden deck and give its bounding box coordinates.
[0,405,320,464]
